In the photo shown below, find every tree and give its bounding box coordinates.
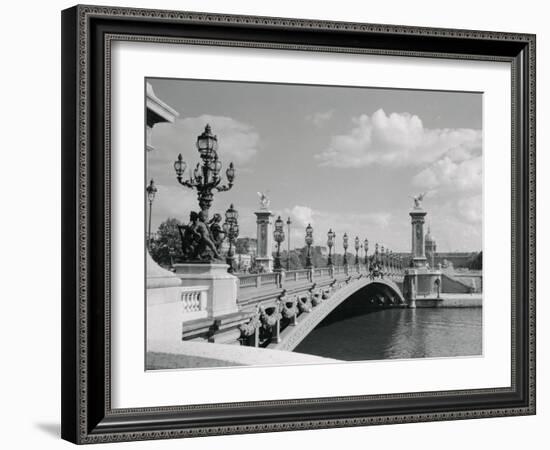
[279,250,303,270]
[235,237,257,255]
[468,251,482,270]
[149,218,183,268]
[296,245,328,268]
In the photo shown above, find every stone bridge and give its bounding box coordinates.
[173,265,407,350]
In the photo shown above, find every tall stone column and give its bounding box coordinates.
[410,206,427,268]
[255,209,274,272]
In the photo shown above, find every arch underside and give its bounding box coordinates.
[269,278,405,352]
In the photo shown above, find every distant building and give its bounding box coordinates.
[237,254,253,271]
[235,237,257,256]
[396,251,477,269]
[425,227,437,268]
[395,226,478,269]
[220,240,230,254]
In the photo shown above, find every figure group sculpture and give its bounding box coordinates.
[177,211,225,262]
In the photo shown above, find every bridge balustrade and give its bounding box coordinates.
[237,264,376,298]
[287,269,310,282]
[239,274,259,289]
[259,272,279,288]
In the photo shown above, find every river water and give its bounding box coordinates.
[294,308,482,361]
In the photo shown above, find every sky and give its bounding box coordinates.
[146,78,483,253]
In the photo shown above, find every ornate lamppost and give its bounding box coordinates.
[145,179,157,249]
[343,233,349,267]
[223,204,239,273]
[173,124,235,220]
[389,250,394,275]
[354,236,360,267]
[327,229,335,266]
[380,245,385,272]
[386,248,391,274]
[286,217,292,271]
[364,238,369,269]
[305,224,314,268]
[273,216,285,271]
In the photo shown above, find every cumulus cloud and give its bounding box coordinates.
[456,195,482,225]
[412,149,482,193]
[149,184,198,223]
[306,110,334,127]
[280,205,393,248]
[426,195,483,251]
[152,114,260,166]
[287,205,314,227]
[315,109,481,168]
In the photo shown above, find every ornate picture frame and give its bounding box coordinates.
[61,5,535,444]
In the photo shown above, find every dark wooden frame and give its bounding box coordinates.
[61,4,536,444]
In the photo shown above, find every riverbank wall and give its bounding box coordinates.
[414,293,482,308]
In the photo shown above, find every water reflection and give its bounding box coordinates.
[294,308,482,361]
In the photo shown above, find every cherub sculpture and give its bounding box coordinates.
[208,213,226,252]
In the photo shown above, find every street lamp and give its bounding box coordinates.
[364,238,369,268]
[327,229,335,266]
[273,216,285,271]
[286,217,292,271]
[354,236,360,266]
[223,204,239,273]
[343,233,349,266]
[380,245,385,271]
[305,223,314,268]
[386,248,390,274]
[145,179,157,249]
[173,124,235,220]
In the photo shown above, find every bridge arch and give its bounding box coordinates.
[270,277,405,352]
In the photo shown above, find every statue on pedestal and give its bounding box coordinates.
[257,191,271,210]
[178,211,222,262]
[411,192,427,209]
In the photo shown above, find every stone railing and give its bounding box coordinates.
[237,265,376,295]
[238,274,259,289]
[236,264,408,299]
[286,269,311,283]
[238,272,282,289]
[314,267,332,278]
[181,286,209,315]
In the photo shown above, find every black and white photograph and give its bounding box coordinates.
[145,78,483,370]
[1,0,544,446]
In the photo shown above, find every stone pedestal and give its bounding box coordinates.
[255,209,274,272]
[410,207,428,268]
[404,267,443,308]
[174,263,239,318]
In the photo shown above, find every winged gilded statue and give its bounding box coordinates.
[410,192,427,209]
[257,191,270,209]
